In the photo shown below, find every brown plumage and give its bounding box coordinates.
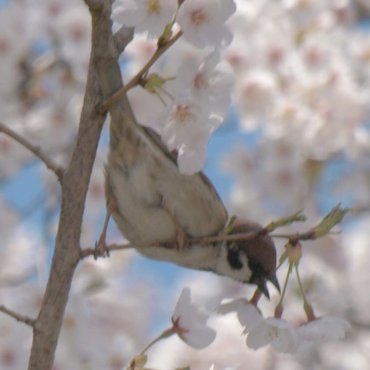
[97,57,279,298]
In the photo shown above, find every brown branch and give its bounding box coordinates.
[27,1,121,369]
[113,26,134,53]
[191,230,260,245]
[100,30,183,112]
[79,231,261,260]
[80,242,134,259]
[0,121,64,180]
[80,226,342,261]
[0,305,35,327]
[269,232,314,241]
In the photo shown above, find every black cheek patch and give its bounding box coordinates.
[227,247,243,270]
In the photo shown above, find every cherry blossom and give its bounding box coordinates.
[177,140,207,175]
[155,50,233,173]
[171,287,216,349]
[296,316,351,352]
[218,299,350,354]
[170,50,233,119]
[217,298,263,333]
[177,0,236,48]
[246,317,298,353]
[160,97,220,173]
[112,0,177,38]
[161,98,212,147]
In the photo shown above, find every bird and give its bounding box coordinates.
[135,220,279,298]
[97,58,280,298]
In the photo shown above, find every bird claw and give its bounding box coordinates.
[94,238,110,259]
[94,207,113,259]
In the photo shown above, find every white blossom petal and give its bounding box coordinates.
[247,318,298,353]
[217,298,263,333]
[112,0,177,38]
[297,317,350,344]
[177,0,236,48]
[171,287,216,349]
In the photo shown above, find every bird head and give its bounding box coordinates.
[219,219,280,298]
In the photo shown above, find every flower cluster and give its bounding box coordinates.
[113,0,236,173]
[134,285,351,370]
[222,0,370,220]
[218,298,350,354]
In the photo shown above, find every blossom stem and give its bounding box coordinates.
[250,289,261,305]
[140,327,175,354]
[294,263,307,304]
[294,263,316,320]
[277,262,292,308]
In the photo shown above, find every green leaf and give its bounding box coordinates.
[144,73,166,94]
[278,249,288,267]
[224,215,238,235]
[162,23,173,41]
[310,203,349,238]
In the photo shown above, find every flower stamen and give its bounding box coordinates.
[191,9,207,25]
[147,0,161,14]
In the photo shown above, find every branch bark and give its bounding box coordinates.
[26,1,126,368]
[0,305,35,327]
[0,121,64,180]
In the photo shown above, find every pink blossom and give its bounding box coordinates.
[112,0,177,38]
[171,287,216,349]
[177,0,236,48]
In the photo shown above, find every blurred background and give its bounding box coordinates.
[0,0,370,369]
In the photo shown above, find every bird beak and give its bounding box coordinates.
[257,279,270,299]
[251,272,280,299]
[268,272,280,293]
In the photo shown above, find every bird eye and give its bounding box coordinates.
[226,244,243,270]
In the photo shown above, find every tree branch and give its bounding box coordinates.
[0,121,64,181]
[80,231,260,260]
[113,26,134,54]
[27,1,118,369]
[80,242,134,259]
[81,205,348,259]
[100,30,183,112]
[0,304,35,327]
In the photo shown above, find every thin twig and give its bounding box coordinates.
[82,221,343,260]
[192,230,260,245]
[80,242,134,259]
[100,30,183,112]
[0,305,36,327]
[80,231,261,259]
[270,231,317,240]
[0,121,64,181]
[95,208,347,257]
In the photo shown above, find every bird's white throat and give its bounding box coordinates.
[137,243,253,282]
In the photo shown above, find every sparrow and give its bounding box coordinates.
[97,58,279,298]
[137,220,279,298]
